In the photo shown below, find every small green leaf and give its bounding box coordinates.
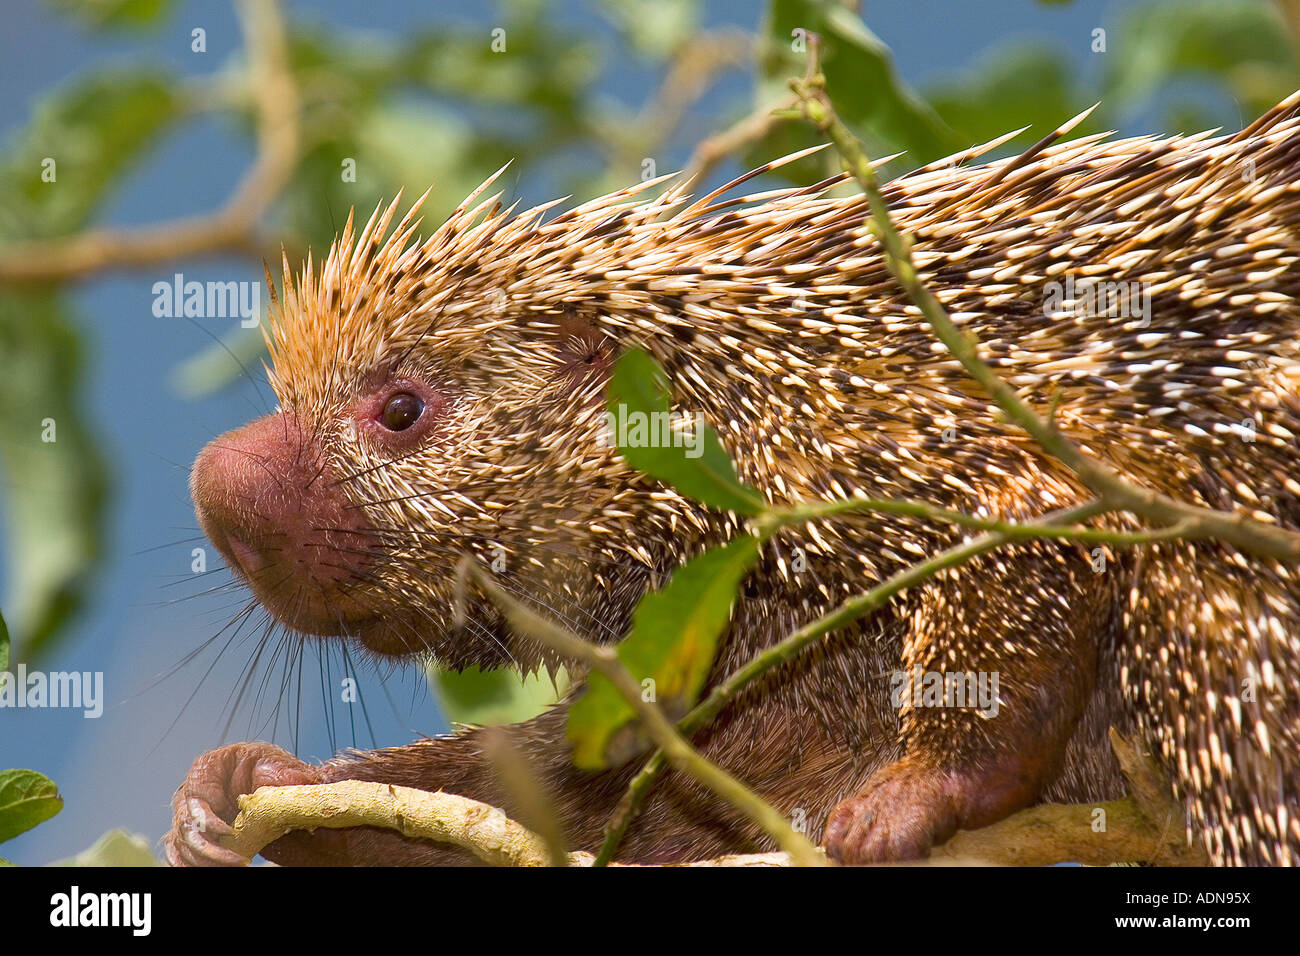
[52,829,159,867]
[429,666,569,727]
[608,349,766,516]
[0,612,9,673]
[0,770,63,844]
[568,535,762,769]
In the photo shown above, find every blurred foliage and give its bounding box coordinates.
[45,0,175,31]
[276,5,603,256]
[431,665,571,728]
[0,0,1295,714]
[0,66,177,662]
[1102,0,1298,126]
[599,0,700,61]
[0,70,178,240]
[0,293,108,662]
[51,827,159,866]
[926,46,1096,148]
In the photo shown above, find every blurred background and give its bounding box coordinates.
[0,0,1296,865]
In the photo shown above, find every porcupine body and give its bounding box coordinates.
[167,93,1300,867]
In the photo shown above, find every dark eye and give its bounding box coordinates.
[380,392,424,431]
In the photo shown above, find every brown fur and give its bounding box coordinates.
[167,94,1300,867]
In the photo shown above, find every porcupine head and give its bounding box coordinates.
[191,169,729,675]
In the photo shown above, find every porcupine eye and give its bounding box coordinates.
[380,392,424,431]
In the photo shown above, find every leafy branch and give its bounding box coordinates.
[455,557,827,867]
[0,0,299,285]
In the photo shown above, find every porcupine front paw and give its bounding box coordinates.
[165,741,331,866]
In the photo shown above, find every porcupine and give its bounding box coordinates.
[166,92,1300,867]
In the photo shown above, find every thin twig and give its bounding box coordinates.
[456,557,827,866]
[756,496,1198,548]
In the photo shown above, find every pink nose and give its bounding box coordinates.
[191,413,373,635]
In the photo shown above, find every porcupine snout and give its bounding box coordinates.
[191,413,374,636]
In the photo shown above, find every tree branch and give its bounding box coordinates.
[223,735,1204,867]
[226,781,585,866]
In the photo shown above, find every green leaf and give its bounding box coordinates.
[757,0,961,174]
[608,349,766,516]
[429,666,569,727]
[0,769,63,844]
[45,0,174,30]
[52,829,159,867]
[0,291,110,662]
[567,535,761,769]
[0,611,9,673]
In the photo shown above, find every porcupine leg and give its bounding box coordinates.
[167,709,581,866]
[823,541,1115,863]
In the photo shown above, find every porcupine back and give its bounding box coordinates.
[265,93,1300,863]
